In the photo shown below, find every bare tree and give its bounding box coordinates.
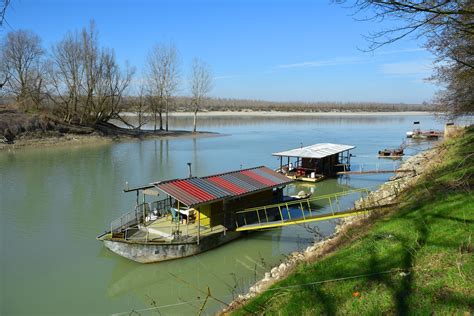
[145,43,180,131]
[189,58,212,133]
[0,29,45,110]
[47,22,134,125]
[121,84,149,130]
[48,31,84,121]
[339,0,474,116]
[0,0,10,27]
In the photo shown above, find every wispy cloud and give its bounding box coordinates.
[213,74,248,80]
[275,48,427,70]
[375,48,426,56]
[276,56,366,69]
[379,60,433,76]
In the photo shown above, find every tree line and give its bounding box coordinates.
[0,21,212,133]
[169,97,432,112]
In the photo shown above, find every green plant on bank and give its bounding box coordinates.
[232,127,473,315]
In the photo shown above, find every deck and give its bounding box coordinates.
[127,216,226,243]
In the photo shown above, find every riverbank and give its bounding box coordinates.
[224,127,473,315]
[0,129,217,151]
[0,107,218,151]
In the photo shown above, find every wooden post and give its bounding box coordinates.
[197,207,200,245]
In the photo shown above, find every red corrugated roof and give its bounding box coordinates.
[153,166,292,207]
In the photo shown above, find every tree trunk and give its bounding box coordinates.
[154,110,157,132]
[165,101,169,131]
[193,108,198,133]
[159,111,163,130]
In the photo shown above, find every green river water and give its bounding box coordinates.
[0,114,449,315]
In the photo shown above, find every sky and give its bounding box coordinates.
[2,0,438,103]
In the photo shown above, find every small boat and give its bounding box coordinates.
[378,148,404,158]
[406,130,443,139]
[97,166,299,263]
[282,191,313,202]
[406,122,443,140]
[291,191,313,200]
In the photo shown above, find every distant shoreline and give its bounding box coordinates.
[123,110,434,118]
[1,110,436,151]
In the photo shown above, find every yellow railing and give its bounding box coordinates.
[235,188,370,231]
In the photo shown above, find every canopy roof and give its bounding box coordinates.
[273,143,355,159]
[153,166,292,207]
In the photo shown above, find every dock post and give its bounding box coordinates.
[197,208,200,245]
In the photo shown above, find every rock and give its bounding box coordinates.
[271,267,279,277]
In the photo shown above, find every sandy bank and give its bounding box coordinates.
[0,130,219,151]
[220,145,440,314]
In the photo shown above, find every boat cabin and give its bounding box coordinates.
[105,166,292,246]
[273,143,355,182]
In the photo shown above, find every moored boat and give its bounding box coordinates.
[273,143,356,182]
[406,121,443,139]
[406,129,443,139]
[97,166,296,263]
[378,146,404,158]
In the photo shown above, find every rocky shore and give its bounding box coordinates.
[220,145,440,314]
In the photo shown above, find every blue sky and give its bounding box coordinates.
[3,0,437,103]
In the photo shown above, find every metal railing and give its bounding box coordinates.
[337,162,411,175]
[235,189,370,230]
[110,198,173,234]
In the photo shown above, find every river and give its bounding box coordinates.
[0,114,449,315]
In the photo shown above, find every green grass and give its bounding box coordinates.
[232,127,474,315]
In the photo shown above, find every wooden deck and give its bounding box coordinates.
[128,216,226,242]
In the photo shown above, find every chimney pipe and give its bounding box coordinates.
[187,162,192,178]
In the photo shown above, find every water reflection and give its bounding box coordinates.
[124,113,426,130]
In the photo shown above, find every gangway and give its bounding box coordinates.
[336,162,414,175]
[235,189,370,231]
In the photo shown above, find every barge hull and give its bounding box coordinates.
[103,231,242,263]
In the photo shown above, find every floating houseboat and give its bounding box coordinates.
[273,143,355,182]
[406,121,443,139]
[97,166,293,263]
[406,130,443,139]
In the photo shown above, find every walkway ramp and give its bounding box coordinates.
[235,189,370,231]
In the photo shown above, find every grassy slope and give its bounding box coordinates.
[233,127,473,315]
